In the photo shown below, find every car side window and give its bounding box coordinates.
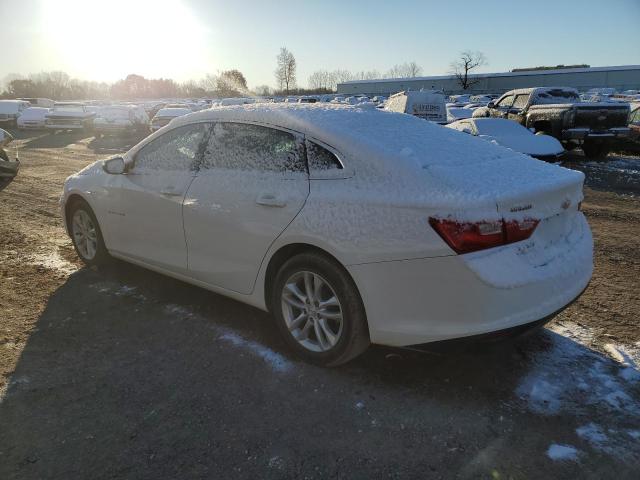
[201,122,305,172]
[512,94,529,109]
[496,95,514,108]
[133,123,210,173]
[306,140,343,171]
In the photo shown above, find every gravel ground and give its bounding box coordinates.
[1,130,639,479]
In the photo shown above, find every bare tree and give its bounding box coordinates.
[385,62,423,79]
[254,85,272,96]
[406,61,423,77]
[332,69,353,86]
[450,51,487,90]
[275,47,296,94]
[200,74,219,95]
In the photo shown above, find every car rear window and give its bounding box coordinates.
[306,141,343,171]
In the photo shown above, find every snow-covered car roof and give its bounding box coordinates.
[501,87,580,97]
[140,103,584,217]
[155,107,192,118]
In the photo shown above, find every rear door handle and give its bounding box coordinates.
[256,193,286,207]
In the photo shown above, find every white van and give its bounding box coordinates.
[384,90,447,123]
[0,100,31,127]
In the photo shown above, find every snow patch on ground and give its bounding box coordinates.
[517,324,639,416]
[576,422,640,461]
[29,250,77,275]
[161,303,294,374]
[219,332,292,373]
[547,444,580,461]
[518,322,640,461]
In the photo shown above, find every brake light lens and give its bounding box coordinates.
[429,217,539,254]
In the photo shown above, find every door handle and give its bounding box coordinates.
[256,193,286,207]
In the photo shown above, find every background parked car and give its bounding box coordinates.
[0,128,19,191]
[17,107,50,130]
[45,103,96,132]
[0,100,31,128]
[150,107,192,131]
[94,105,149,137]
[481,87,630,158]
[446,117,565,161]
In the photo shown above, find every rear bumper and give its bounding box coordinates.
[562,127,631,140]
[405,285,586,351]
[347,214,593,347]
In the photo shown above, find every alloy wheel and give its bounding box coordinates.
[281,271,344,352]
[72,209,98,260]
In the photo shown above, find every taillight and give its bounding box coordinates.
[429,217,539,254]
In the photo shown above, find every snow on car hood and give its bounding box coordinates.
[480,134,564,157]
[176,104,584,220]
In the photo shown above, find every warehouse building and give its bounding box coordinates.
[336,65,640,96]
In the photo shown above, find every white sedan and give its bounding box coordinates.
[446,118,565,161]
[60,104,593,366]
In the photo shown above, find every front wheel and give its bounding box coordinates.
[271,252,370,366]
[68,199,110,266]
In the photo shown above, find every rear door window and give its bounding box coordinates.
[306,140,343,172]
[201,122,305,173]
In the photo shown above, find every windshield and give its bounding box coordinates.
[474,119,529,136]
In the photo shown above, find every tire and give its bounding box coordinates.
[270,252,370,366]
[67,198,110,266]
[582,141,608,159]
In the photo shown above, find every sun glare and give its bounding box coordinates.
[41,0,210,82]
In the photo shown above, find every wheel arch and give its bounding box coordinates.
[64,193,90,236]
[262,242,362,316]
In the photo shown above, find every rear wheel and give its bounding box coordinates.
[271,252,370,366]
[68,199,110,266]
[582,140,609,160]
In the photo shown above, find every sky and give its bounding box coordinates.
[0,0,639,89]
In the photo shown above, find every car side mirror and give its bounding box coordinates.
[487,101,495,108]
[103,157,125,174]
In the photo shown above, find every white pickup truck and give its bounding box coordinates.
[45,103,96,132]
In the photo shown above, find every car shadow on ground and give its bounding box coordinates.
[87,134,147,155]
[1,261,638,478]
[19,130,91,149]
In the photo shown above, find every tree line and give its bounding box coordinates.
[0,49,488,100]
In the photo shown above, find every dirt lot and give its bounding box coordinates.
[1,131,639,479]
